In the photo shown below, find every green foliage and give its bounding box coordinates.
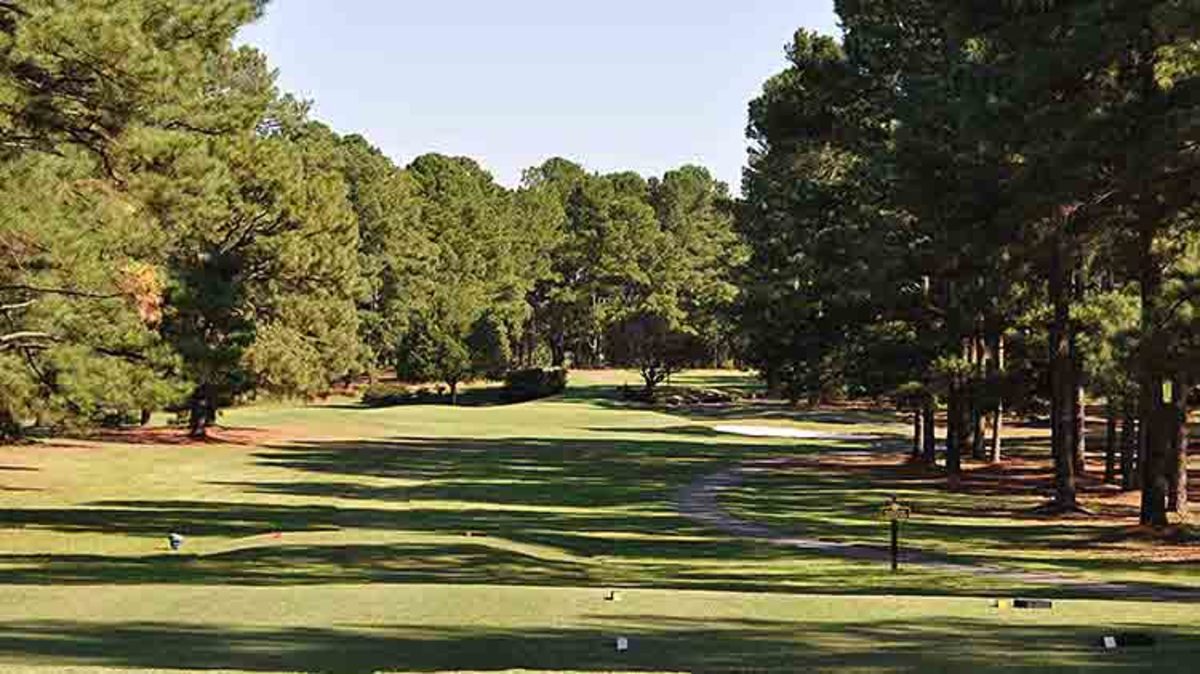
[0,1,744,441]
[525,158,744,369]
[502,367,568,402]
[395,317,473,402]
[738,28,896,403]
[0,149,177,435]
[893,382,933,412]
[739,0,1200,517]
[467,312,512,380]
[359,382,411,408]
[0,0,268,161]
[607,312,708,392]
[336,134,432,367]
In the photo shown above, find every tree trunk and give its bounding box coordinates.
[1140,379,1172,526]
[0,408,21,443]
[1104,400,1118,484]
[549,335,565,368]
[1168,376,1189,518]
[187,386,212,439]
[140,408,153,427]
[922,400,937,465]
[1138,225,1170,527]
[1136,405,1148,489]
[765,368,782,399]
[990,333,1005,463]
[450,381,459,406]
[1071,245,1088,475]
[970,409,986,461]
[1073,384,1087,474]
[1120,411,1137,491]
[912,410,923,459]
[1048,233,1078,508]
[970,334,987,460]
[945,385,963,475]
[960,345,976,463]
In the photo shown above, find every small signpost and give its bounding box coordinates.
[879,496,911,572]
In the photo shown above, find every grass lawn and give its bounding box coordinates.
[0,369,1198,672]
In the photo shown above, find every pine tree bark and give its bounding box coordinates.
[1048,232,1078,508]
[1167,376,1189,518]
[548,332,566,368]
[1120,411,1138,491]
[1140,380,1172,526]
[922,400,937,464]
[1138,229,1170,527]
[187,385,213,439]
[970,335,987,460]
[1136,405,1148,489]
[1104,400,1118,484]
[945,384,963,475]
[990,333,1005,463]
[958,338,977,462]
[912,410,924,459]
[1070,256,1088,475]
[1073,384,1087,474]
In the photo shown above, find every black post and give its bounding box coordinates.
[890,519,899,572]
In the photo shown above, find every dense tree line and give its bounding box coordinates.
[739,0,1200,526]
[13,1,1192,533]
[0,0,744,439]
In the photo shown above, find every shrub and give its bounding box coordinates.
[892,382,932,412]
[620,385,736,405]
[503,368,568,402]
[361,383,411,408]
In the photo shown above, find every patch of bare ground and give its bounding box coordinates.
[99,425,290,446]
[798,445,1200,561]
[37,425,295,449]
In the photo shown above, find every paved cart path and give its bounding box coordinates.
[678,458,1200,602]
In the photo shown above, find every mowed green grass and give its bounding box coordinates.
[0,369,1198,673]
[722,458,1200,592]
[2,586,1199,674]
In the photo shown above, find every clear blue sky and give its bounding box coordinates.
[239,1,839,192]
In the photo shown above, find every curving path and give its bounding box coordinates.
[678,459,1200,601]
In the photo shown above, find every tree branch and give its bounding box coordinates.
[0,300,36,312]
[0,2,29,17]
[91,346,149,363]
[0,284,121,300]
[0,331,55,350]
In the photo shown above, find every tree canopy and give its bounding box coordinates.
[0,0,745,433]
[739,0,1200,526]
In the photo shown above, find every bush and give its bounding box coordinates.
[620,385,736,405]
[503,368,568,402]
[892,382,932,412]
[361,383,411,408]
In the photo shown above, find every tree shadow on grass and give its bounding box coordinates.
[0,616,1193,673]
[1,433,1197,599]
[0,465,40,493]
